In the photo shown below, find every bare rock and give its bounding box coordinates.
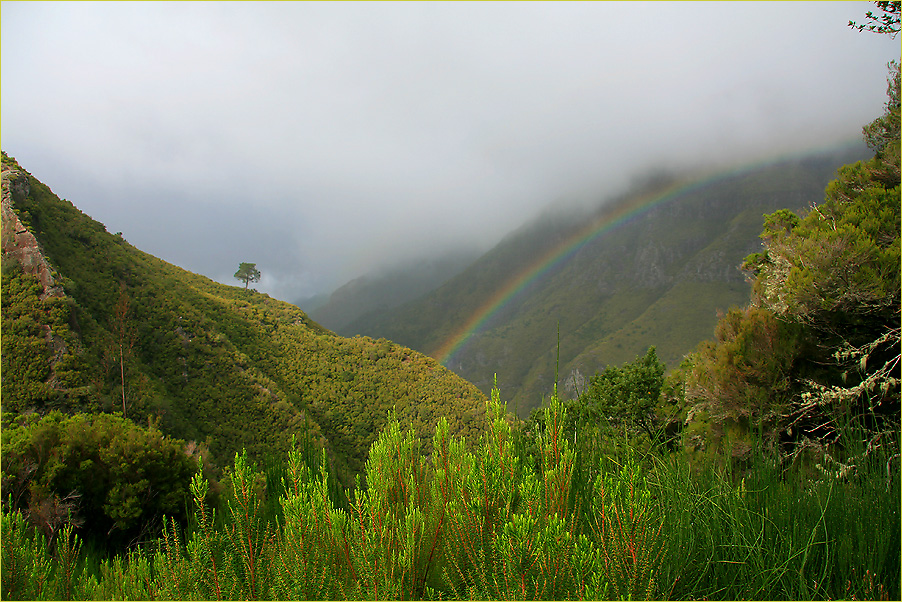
[1,164,65,299]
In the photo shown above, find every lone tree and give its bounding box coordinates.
[234,262,261,289]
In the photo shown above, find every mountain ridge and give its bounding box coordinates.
[0,152,488,482]
[331,146,870,414]
[305,250,480,332]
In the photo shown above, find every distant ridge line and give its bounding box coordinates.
[433,139,863,367]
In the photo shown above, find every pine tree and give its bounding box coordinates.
[233,263,261,289]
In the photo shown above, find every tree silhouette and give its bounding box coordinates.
[234,262,262,289]
[849,1,900,38]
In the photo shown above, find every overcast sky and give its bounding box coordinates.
[2,1,898,302]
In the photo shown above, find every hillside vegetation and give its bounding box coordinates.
[1,151,488,486]
[2,385,897,600]
[1,7,899,598]
[338,147,868,415]
[1,84,898,602]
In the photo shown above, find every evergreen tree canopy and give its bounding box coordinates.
[743,61,899,333]
[234,262,261,289]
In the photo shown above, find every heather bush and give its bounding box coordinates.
[1,384,897,600]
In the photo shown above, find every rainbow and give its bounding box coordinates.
[432,142,862,368]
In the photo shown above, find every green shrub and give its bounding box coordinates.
[1,412,195,551]
[1,398,898,600]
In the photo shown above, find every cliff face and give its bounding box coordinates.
[2,161,64,300]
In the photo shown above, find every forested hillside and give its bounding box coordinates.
[1,152,488,484]
[338,147,868,415]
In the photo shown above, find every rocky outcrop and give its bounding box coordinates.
[1,163,64,299]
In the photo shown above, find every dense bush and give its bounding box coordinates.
[1,389,897,601]
[0,266,97,413]
[1,412,195,551]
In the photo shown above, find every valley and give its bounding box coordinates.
[320,146,869,415]
[1,56,898,602]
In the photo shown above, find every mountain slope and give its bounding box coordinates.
[340,147,868,415]
[305,251,479,332]
[0,153,488,480]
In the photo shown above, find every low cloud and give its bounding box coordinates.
[2,1,897,301]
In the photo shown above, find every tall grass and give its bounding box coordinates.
[2,394,898,600]
[651,421,899,600]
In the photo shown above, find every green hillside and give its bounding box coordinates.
[0,152,488,481]
[340,147,868,415]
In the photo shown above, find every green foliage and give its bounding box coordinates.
[523,348,668,486]
[745,165,900,326]
[588,457,665,600]
[848,1,901,37]
[1,509,54,600]
[674,59,902,465]
[744,60,899,332]
[862,60,900,168]
[275,445,350,599]
[1,270,54,404]
[233,262,261,289]
[579,346,665,440]
[154,450,281,600]
[658,422,899,600]
[1,412,196,550]
[1,267,96,413]
[2,397,897,601]
[686,307,806,439]
[1,152,489,483]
